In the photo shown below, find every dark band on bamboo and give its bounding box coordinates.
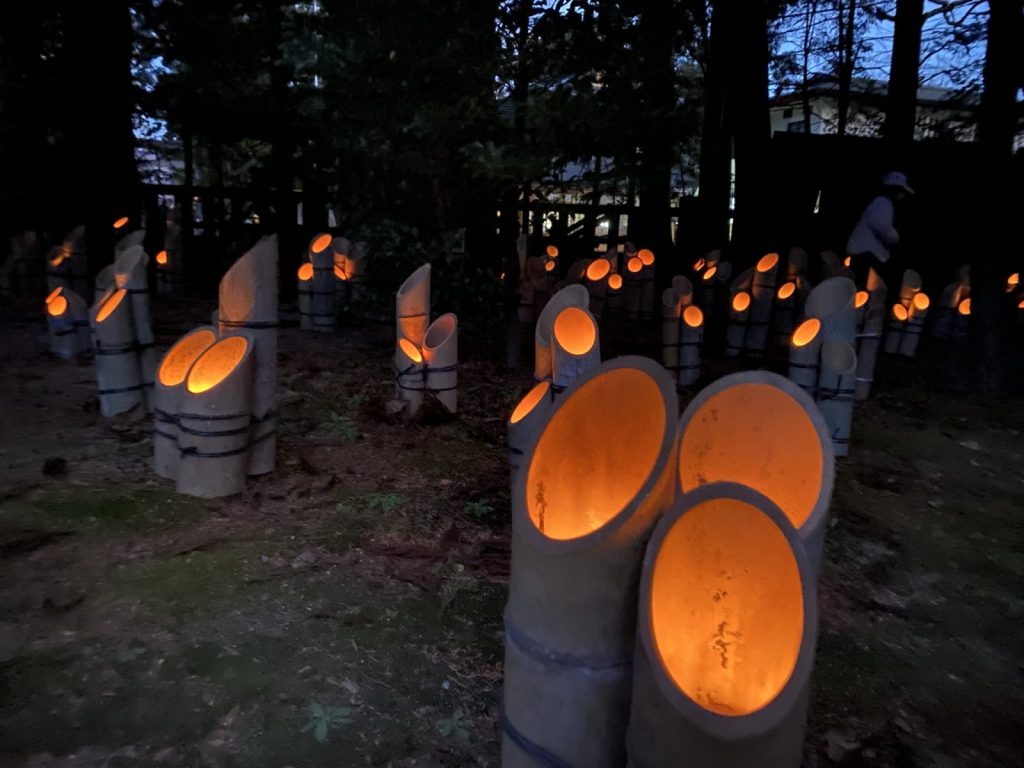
[98,382,147,395]
[501,712,573,768]
[504,619,632,671]
[218,318,280,329]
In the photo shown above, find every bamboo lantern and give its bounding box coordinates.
[699,265,718,309]
[331,236,352,309]
[627,484,817,768]
[530,257,554,316]
[639,248,656,320]
[606,273,624,315]
[805,277,857,345]
[817,340,857,457]
[534,284,589,381]
[503,357,678,768]
[507,380,555,483]
[898,292,929,357]
[46,287,90,359]
[155,250,172,294]
[307,233,335,332]
[932,277,967,340]
[218,235,279,475]
[678,306,704,389]
[112,216,130,236]
[585,258,612,318]
[854,270,887,400]
[661,288,682,372]
[672,275,694,307]
[884,304,909,353]
[954,297,971,340]
[423,313,459,414]
[854,290,869,331]
[153,327,218,480]
[745,253,779,356]
[395,264,432,414]
[94,264,116,303]
[898,269,922,308]
[786,247,808,280]
[395,337,426,415]
[624,256,644,320]
[115,229,146,256]
[692,256,706,274]
[114,245,156,408]
[773,281,797,345]
[46,246,70,292]
[705,249,721,267]
[725,291,751,357]
[566,258,592,284]
[1006,272,1020,294]
[788,319,823,397]
[551,306,600,390]
[176,335,256,498]
[61,225,88,298]
[676,371,835,569]
[90,288,145,416]
[297,263,314,330]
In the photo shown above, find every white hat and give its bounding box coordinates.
[882,171,914,194]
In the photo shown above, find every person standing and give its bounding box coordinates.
[846,171,914,290]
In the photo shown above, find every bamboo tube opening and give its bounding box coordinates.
[683,306,703,328]
[958,298,971,316]
[311,233,332,253]
[586,258,611,281]
[608,274,623,291]
[113,216,129,229]
[187,337,250,394]
[50,253,66,267]
[639,249,655,267]
[156,250,169,265]
[777,282,796,300]
[159,329,218,387]
[546,245,559,258]
[702,266,717,281]
[47,295,68,316]
[854,290,869,309]
[398,337,423,363]
[1008,273,1020,291]
[96,288,127,323]
[913,292,930,311]
[511,381,550,425]
[792,318,820,347]
[334,264,348,281]
[423,312,456,349]
[627,257,643,274]
[843,256,852,267]
[693,258,706,271]
[732,291,751,312]
[544,260,556,272]
[46,286,63,304]
[650,496,804,717]
[298,263,313,280]
[553,307,596,355]
[1018,298,1024,310]
[893,304,909,321]
[526,368,666,540]
[756,253,779,272]
[902,269,922,293]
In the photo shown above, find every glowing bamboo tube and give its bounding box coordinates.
[552,306,600,390]
[46,246,70,292]
[153,327,217,480]
[218,235,279,475]
[115,229,146,255]
[90,288,145,416]
[639,248,656,320]
[672,275,694,307]
[566,258,592,284]
[661,288,682,372]
[884,304,909,353]
[678,306,704,388]
[534,284,589,380]
[675,371,834,570]
[46,288,90,359]
[94,264,116,303]
[624,256,644,321]
[422,313,458,414]
[507,380,554,482]
[503,357,678,768]
[699,265,719,311]
[773,281,797,345]
[1006,272,1020,293]
[176,335,256,498]
[954,297,971,340]
[817,340,857,457]
[115,244,156,409]
[786,246,808,280]
[854,271,887,401]
[705,249,721,267]
[297,263,314,330]
[606,273,624,315]
[932,276,967,340]
[854,290,870,332]
[627,483,817,768]
[897,292,929,357]
[725,291,751,357]
[788,319,822,396]
[898,269,922,308]
[745,253,779,356]
[395,337,425,415]
[308,233,335,332]
[397,263,431,350]
[332,236,351,309]
[112,216,130,234]
[585,258,612,318]
[805,276,857,344]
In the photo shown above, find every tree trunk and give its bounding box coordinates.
[697,0,732,251]
[801,0,817,134]
[884,0,924,149]
[836,0,857,137]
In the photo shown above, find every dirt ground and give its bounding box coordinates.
[1,294,1022,768]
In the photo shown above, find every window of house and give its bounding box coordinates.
[783,107,794,118]
[787,121,806,133]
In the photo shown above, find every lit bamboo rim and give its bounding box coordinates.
[958,298,971,316]
[639,249,655,267]
[693,258,705,271]
[855,290,869,308]
[732,291,751,312]
[311,233,332,253]
[553,307,596,355]
[792,318,820,347]
[650,495,804,716]
[297,263,314,281]
[756,253,779,272]
[45,286,63,305]
[96,288,127,323]
[586,259,611,281]
[778,282,796,300]
[546,245,559,258]
[544,260,556,272]
[912,292,930,311]
[47,295,68,317]
[113,216,129,229]
[50,253,66,267]
[1006,273,1019,291]
[627,257,643,274]
[158,329,217,387]
[702,266,717,281]
[334,264,348,281]
[155,250,169,265]
[892,304,909,321]
[608,274,623,291]
[683,306,703,328]
[510,380,551,425]
[187,336,249,394]
[1018,298,1024,310]
[843,256,852,267]
[398,337,423,363]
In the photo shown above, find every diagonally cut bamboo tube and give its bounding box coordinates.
[805,276,857,345]
[786,247,808,280]
[423,312,458,414]
[46,246,70,292]
[585,258,611,319]
[308,233,336,332]
[676,371,835,572]
[218,235,279,475]
[551,306,600,391]
[332,236,351,310]
[627,483,817,768]
[94,264,117,304]
[898,269,922,308]
[624,256,644,321]
[854,270,887,400]
[90,288,145,417]
[773,281,797,345]
[176,335,255,498]
[898,292,929,357]
[396,263,431,350]
[817,340,857,458]
[115,245,156,409]
[46,288,90,359]
[153,326,218,480]
[884,304,908,353]
[297,263,314,330]
[788,318,822,397]
[725,291,751,357]
[677,305,704,389]
[671,275,693,307]
[507,380,554,483]
[698,265,719,312]
[503,357,678,768]
[745,253,779,356]
[115,229,146,256]
[534,284,589,381]
[661,288,682,372]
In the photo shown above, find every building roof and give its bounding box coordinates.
[771,74,979,110]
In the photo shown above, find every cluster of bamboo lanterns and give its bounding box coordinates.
[882,269,930,357]
[502,364,830,767]
[533,284,593,389]
[394,264,459,417]
[45,286,90,359]
[153,236,279,496]
[296,233,368,331]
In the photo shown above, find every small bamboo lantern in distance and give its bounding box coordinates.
[155,250,172,294]
[624,256,644,320]
[954,297,971,340]
[422,312,458,414]
[854,269,888,400]
[898,292,930,357]
[395,264,431,412]
[585,258,612,319]
[773,281,797,345]
[789,318,822,396]
[817,339,857,458]
[308,233,336,332]
[46,246,71,292]
[551,306,600,390]
[627,483,817,768]
[725,291,751,357]
[332,236,352,310]
[90,288,145,417]
[534,284,589,381]
[699,264,719,311]
[805,276,857,345]
[297,263,314,330]
[46,287,90,359]
[898,268,922,308]
[884,304,909,353]
[745,253,779,356]
[672,275,694,307]
[507,380,554,483]
[677,306,704,388]
[606,272,624,315]
[153,327,218,480]
[176,335,256,498]
[115,244,156,408]
[638,248,656,320]
[503,357,679,768]
[676,371,835,571]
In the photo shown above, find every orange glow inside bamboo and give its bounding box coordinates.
[1007,272,1019,290]
[627,257,643,274]
[756,253,779,272]
[45,286,63,304]
[958,298,971,316]
[1018,298,1024,310]
[544,260,556,272]
[546,245,559,258]
[510,381,550,424]
[586,259,611,281]
[155,250,168,265]
[297,263,314,281]
[639,249,655,266]
[187,336,249,394]
[732,291,751,312]
[778,282,796,300]
[913,292,930,311]
[527,368,665,539]
[96,288,127,323]
[398,337,423,363]
[843,256,852,267]
[113,216,129,229]
[553,307,596,355]
[650,497,803,717]
[703,266,717,281]
[683,306,704,328]
[50,253,65,267]
[792,318,820,347]
[47,295,68,317]
[693,258,706,271]
[311,234,332,253]
[893,304,909,321]
[158,329,217,387]
[855,290,869,308]
[334,265,348,281]
[608,274,623,290]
